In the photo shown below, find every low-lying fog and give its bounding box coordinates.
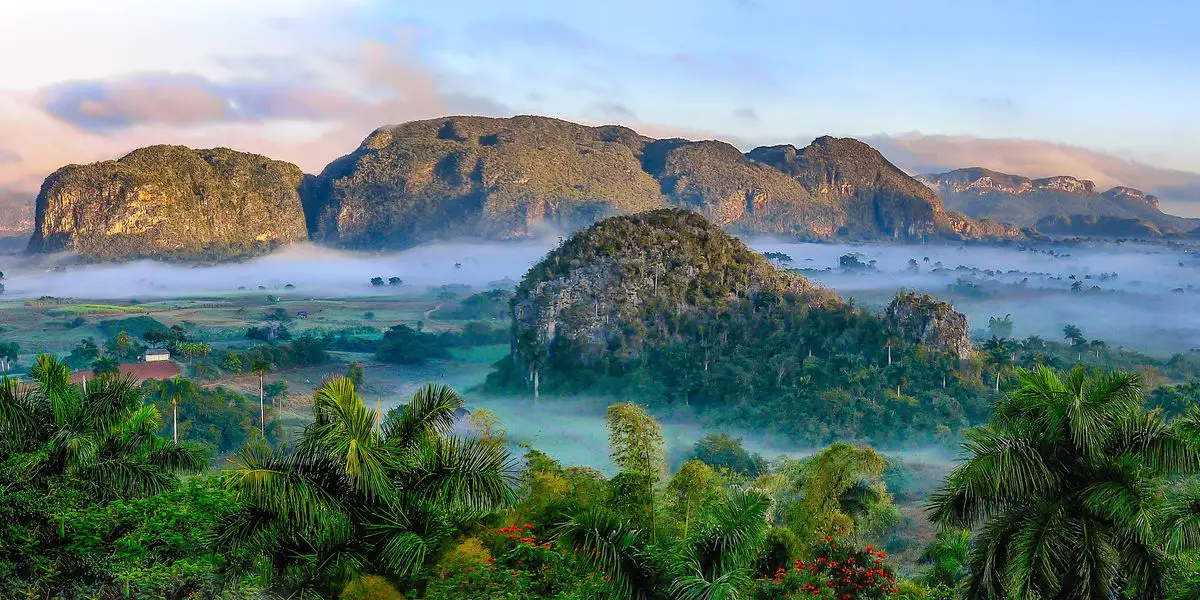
[3,237,1200,354]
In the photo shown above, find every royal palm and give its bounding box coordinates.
[928,366,1200,599]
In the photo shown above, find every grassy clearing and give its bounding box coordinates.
[45,304,149,316]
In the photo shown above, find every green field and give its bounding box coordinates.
[45,303,149,316]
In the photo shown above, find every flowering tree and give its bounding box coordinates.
[753,538,898,599]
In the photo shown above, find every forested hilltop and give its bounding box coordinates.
[488,209,987,445]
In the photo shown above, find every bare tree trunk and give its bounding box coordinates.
[173,400,178,444]
[995,372,1000,393]
[887,344,892,366]
[532,369,539,404]
[259,373,265,436]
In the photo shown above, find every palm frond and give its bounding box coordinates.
[224,441,350,532]
[1004,498,1070,599]
[927,425,1056,527]
[30,354,72,402]
[406,436,517,512]
[688,489,772,576]
[300,377,394,501]
[77,456,177,499]
[380,383,463,449]
[144,438,208,473]
[0,376,42,449]
[554,505,653,600]
[1164,480,1200,554]
[667,567,754,600]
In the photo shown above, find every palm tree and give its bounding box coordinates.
[981,336,1012,392]
[0,355,204,500]
[249,358,270,436]
[928,366,1200,599]
[1062,324,1086,360]
[555,488,772,600]
[917,528,971,590]
[220,379,516,597]
[158,375,197,444]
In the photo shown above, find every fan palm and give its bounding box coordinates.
[554,488,772,600]
[928,366,1200,599]
[0,354,205,500]
[219,378,516,597]
[158,375,197,443]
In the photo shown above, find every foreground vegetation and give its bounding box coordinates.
[1,355,1198,598]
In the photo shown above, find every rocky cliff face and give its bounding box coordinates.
[510,209,835,374]
[306,115,1011,249]
[918,167,1195,235]
[884,291,972,360]
[27,146,308,261]
[748,137,966,239]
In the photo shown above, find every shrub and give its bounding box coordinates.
[753,539,898,599]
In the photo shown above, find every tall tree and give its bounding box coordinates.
[606,402,666,540]
[250,358,270,436]
[928,366,1200,599]
[219,379,516,597]
[1062,324,1087,360]
[158,375,197,444]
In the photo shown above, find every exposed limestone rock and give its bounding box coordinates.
[885,291,972,360]
[27,145,307,261]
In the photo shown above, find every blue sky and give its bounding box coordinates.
[1,0,1198,213]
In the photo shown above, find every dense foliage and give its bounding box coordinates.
[220,379,517,598]
[143,380,285,452]
[2,348,1197,598]
[0,357,220,598]
[928,367,1200,598]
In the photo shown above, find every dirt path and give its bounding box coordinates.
[423,302,444,319]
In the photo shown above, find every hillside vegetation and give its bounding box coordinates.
[489,209,987,444]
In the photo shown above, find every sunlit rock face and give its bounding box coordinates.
[27,145,308,262]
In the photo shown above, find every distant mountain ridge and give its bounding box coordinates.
[14,115,1038,261]
[304,115,1017,251]
[0,187,33,235]
[917,167,1199,236]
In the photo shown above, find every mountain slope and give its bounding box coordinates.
[27,145,308,261]
[307,115,1014,248]
[917,167,1198,235]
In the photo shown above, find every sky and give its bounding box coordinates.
[1,0,1199,217]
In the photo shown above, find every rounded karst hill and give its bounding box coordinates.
[509,208,836,372]
[306,115,667,249]
[27,145,308,261]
